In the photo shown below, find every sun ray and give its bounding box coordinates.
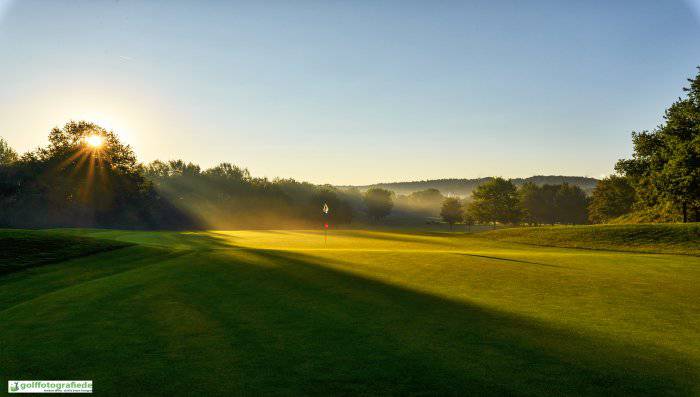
[82,151,97,202]
[57,149,86,172]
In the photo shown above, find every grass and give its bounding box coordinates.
[480,223,700,256]
[0,229,131,274]
[1,227,699,395]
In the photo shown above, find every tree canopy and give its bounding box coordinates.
[616,67,700,222]
[555,183,588,225]
[440,197,464,230]
[0,121,175,228]
[468,177,521,226]
[364,188,394,221]
[588,175,636,223]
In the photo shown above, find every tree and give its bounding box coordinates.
[463,210,475,232]
[519,182,543,225]
[519,183,561,225]
[588,175,636,223]
[440,197,463,230]
[407,188,445,215]
[554,183,588,225]
[203,163,250,180]
[616,67,700,222]
[469,177,521,227]
[39,120,140,173]
[364,188,393,221]
[538,185,561,225]
[0,138,18,166]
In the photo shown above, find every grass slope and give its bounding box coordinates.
[479,223,700,255]
[1,228,699,395]
[0,230,131,274]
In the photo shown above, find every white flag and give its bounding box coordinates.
[322,203,329,214]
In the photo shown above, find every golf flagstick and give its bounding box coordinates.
[322,202,329,246]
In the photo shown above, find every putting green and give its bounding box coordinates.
[1,229,698,395]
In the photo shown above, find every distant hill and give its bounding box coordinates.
[339,176,599,196]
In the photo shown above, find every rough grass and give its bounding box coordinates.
[479,223,700,255]
[0,230,131,274]
[1,228,699,395]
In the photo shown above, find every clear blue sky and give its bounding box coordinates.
[1,0,699,184]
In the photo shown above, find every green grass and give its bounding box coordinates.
[1,228,699,395]
[0,229,131,274]
[480,223,700,256]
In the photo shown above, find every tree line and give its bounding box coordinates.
[437,178,589,230]
[0,122,391,229]
[1,68,696,229]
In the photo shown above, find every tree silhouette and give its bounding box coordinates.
[364,188,393,222]
[440,197,464,231]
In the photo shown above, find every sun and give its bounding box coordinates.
[85,134,104,149]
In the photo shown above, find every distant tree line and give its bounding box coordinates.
[344,176,598,196]
[437,178,590,229]
[141,159,358,228]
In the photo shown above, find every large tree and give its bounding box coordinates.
[519,183,560,225]
[0,121,171,228]
[440,197,464,231]
[519,182,545,225]
[554,183,588,225]
[364,188,394,221]
[462,209,475,232]
[616,67,700,222]
[468,177,521,227]
[407,188,445,215]
[588,175,636,223]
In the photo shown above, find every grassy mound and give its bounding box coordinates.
[608,203,682,224]
[0,230,131,274]
[478,223,700,255]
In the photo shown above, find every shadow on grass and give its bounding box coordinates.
[164,233,697,395]
[108,231,242,251]
[455,252,569,268]
[0,230,133,275]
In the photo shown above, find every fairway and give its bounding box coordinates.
[1,229,699,395]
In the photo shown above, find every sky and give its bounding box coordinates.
[1,0,699,185]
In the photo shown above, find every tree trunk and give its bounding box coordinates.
[682,202,688,223]
[694,206,699,223]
